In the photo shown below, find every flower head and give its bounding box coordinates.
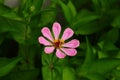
[38,22,80,58]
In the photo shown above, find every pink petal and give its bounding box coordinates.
[38,36,52,46]
[62,39,80,48]
[41,27,53,41]
[56,49,66,58]
[61,28,74,41]
[61,48,77,56]
[44,47,55,54]
[52,22,61,39]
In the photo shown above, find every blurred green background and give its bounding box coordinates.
[0,0,120,80]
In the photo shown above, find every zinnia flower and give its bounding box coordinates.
[38,22,80,58]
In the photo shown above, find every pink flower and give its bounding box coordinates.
[38,22,80,58]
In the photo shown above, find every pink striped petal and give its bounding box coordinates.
[44,47,55,54]
[52,22,61,39]
[61,48,77,56]
[38,36,52,46]
[62,39,80,48]
[41,27,53,41]
[61,28,74,41]
[56,49,66,58]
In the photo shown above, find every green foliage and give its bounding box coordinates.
[0,0,120,80]
[0,17,26,43]
[85,73,106,80]
[99,28,119,43]
[0,4,22,20]
[77,38,120,80]
[58,0,76,23]
[87,59,120,75]
[1,69,39,80]
[82,37,94,67]
[31,0,43,15]
[112,15,120,28]
[70,9,103,35]
[39,4,57,27]
[42,52,62,80]
[0,57,21,77]
[12,69,39,80]
[63,67,76,80]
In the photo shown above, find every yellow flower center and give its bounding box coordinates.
[53,39,64,48]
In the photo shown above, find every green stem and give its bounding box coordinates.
[51,69,53,80]
[18,16,34,70]
[50,53,55,80]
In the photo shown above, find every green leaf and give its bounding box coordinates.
[85,73,106,80]
[112,70,120,80]
[82,37,94,67]
[103,42,118,51]
[67,1,77,17]
[42,51,53,66]
[98,41,119,51]
[71,10,102,35]
[42,51,65,80]
[54,66,62,80]
[2,69,39,80]
[74,21,104,35]
[98,51,108,59]
[42,50,61,66]
[71,10,100,27]
[0,17,26,43]
[99,28,119,43]
[0,4,22,21]
[0,57,21,77]
[92,0,101,11]
[39,6,56,27]
[30,0,43,15]
[58,0,73,23]
[92,0,116,12]
[112,15,120,28]
[97,41,119,59]
[42,66,52,80]
[42,66,62,80]
[88,59,120,75]
[63,67,76,80]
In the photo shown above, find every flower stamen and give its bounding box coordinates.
[53,39,64,48]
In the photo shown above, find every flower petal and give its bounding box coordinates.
[38,36,52,46]
[52,22,61,39]
[44,47,55,54]
[56,49,66,58]
[41,27,53,41]
[61,28,74,41]
[62,39,80,48]
[61,48,77,56]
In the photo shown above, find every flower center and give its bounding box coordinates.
[53,39,64,48]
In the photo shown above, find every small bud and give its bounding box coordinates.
[30,6,35,12]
